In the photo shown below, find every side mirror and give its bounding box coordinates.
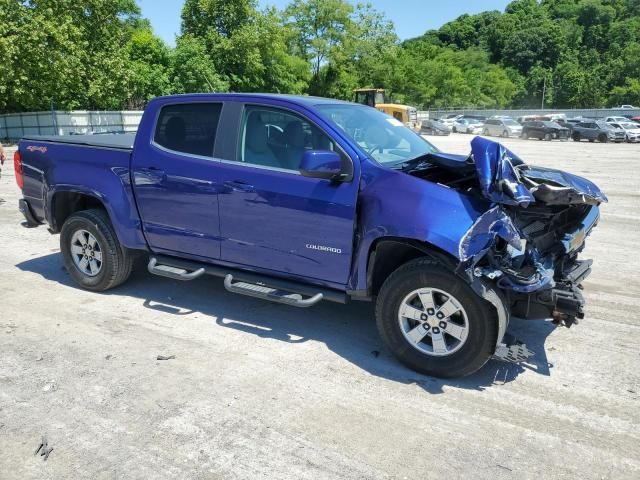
[299,150,344,180]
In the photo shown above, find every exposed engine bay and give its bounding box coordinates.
[403,137,607,327]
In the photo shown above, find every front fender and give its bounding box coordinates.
[349,163,489,291]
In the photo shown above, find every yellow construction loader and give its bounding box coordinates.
[353,88,420,131]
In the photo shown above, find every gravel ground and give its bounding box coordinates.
[0,135,639,479]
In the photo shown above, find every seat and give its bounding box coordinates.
[164,116,186,152]
[282,121,306,170]
[245,116,278,167]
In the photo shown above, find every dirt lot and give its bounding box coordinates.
[1,134,639,479]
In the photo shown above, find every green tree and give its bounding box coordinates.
[171,35,228,94]
[125,26,172,108]
[0,0,142,112]
[179,0,309,93]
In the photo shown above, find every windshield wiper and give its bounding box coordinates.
[391,153,435,171]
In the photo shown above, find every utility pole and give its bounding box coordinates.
[541,73,547,111]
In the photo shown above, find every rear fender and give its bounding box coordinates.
[47,182,146,250]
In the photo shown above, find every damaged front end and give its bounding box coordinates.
[407,137,607,328]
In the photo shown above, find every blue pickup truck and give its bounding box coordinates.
[14,94,606,377]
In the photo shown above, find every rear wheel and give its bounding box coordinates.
[521,130,529,139]
[544,132,552,141]
[375,258,498,378]
[572,133,581,142]
[60,209,134,291]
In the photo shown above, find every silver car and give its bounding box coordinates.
[453,118,484,134]
[609,122,640,143]
[483,118,523,137]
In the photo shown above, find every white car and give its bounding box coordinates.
[483,118,523,137]
[453,118,484,134]
[609,122,640,143]
[439,114,463,128]
[605,116,632,124]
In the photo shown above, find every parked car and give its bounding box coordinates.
[420,119,451,136]
[608,122,640,143]
[439,114,463,128]
[517,115,551,124]
[15,93,607,378]
[617,105,638,109]
[521,121,569,141]
[453,118,484,134]
[604,116,631,124]
[572,120,626,143]
[482,118,523,137]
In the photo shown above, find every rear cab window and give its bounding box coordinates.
[153,103,222,157]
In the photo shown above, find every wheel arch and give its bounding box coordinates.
[366,237,456,297]
[46,185,147,250]
[50,190,107,233]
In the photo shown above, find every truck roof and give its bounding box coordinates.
[151,93,354,108]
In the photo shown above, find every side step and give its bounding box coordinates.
[148,257,205,281]
[146,255,347,306]
[224,275,323,308]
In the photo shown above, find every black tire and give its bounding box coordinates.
[60,209,134,291]
[452,126,457,133]
[521,130,529,139]
[375,258,498,378]
[598,134,608,143]
[502,130,509,138]
[544,132,552,141]
[572,133,581,142]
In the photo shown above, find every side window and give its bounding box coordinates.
[153,103,222,157]
[239,106,343,172]
[393,111,403,122]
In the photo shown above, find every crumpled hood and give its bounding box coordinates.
[470,137,608,207]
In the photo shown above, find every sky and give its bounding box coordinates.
[138,0,512,47]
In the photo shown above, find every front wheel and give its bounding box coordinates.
[60,209,134,291]
[598,134,608,143]
[572,133,581,142]
[375,258,498,378]
[544,132,552,141]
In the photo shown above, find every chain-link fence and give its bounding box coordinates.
[421,107,640,121]
[0,110,144,142]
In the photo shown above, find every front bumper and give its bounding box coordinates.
[511,259,591,326]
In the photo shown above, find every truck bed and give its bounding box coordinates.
[22,134,135,150]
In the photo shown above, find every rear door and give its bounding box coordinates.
[131,102,223,260]
[216,101,359,286]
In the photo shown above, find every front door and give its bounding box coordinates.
[131,102,223,260]
[217,103,359,285]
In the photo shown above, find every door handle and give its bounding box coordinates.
[224,180,255,192]
[142,166,165,174]
[134,166,166,185]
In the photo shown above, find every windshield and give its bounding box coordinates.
[316,104,439,165]
[543,121,562,128]
[620,122,637,130]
